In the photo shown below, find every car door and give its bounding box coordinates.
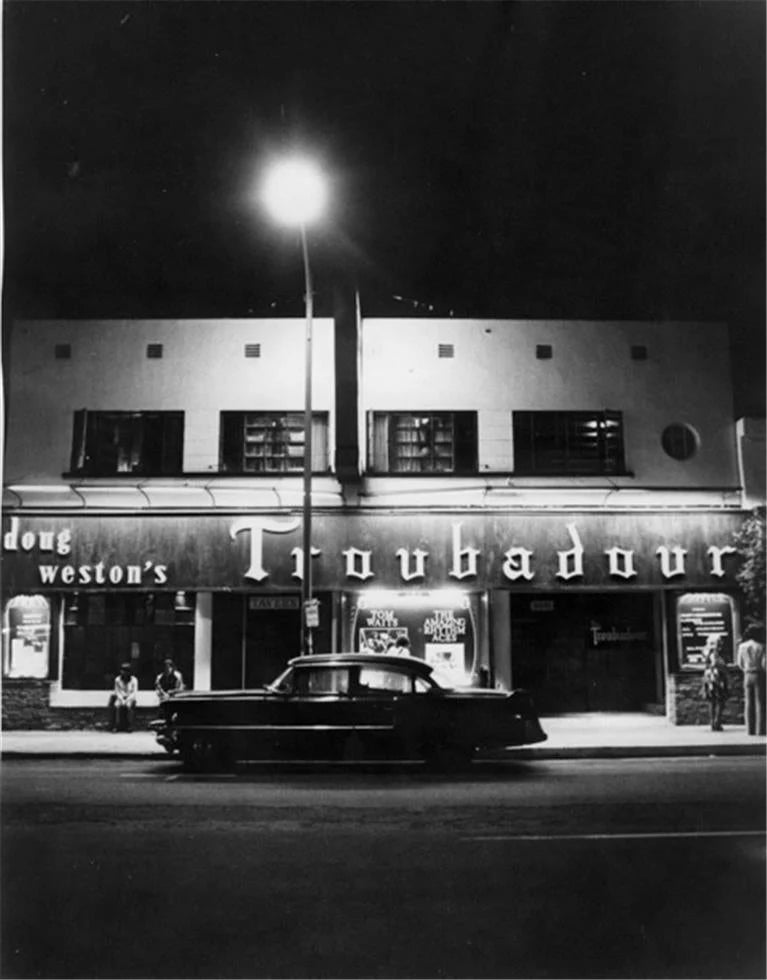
[290,665,357,758]
[350,664,429,757]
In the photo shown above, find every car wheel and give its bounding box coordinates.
[182,735,231,773]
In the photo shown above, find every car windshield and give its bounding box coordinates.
[427,666,452,690]
[265,666,294,693]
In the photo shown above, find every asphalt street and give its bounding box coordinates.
[2,756,764,979]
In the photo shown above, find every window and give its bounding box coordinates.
[369,412,477,473]
[513,410,626,475]
[536,344,553,359]
[295,667,349,695]
[219,412,329,474]
[62,592,194,690]
[662,423,698,461]
[3,595,51,678]
[357,666,415,694]
[70,411,184,476]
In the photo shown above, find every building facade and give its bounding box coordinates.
[2,309,763,728]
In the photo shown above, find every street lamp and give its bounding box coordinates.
[261,157,327,656]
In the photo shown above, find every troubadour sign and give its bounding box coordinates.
[2,511,743,593]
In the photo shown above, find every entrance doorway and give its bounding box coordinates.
[211,593,332,689]
[510,593,657,714]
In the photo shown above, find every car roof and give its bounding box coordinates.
[287,653,434,675]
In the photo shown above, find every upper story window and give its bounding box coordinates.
[219,412,329,474]
[70,410,184,476]
[661,423,698,461]
[369,412,477,474]
[513,410,626,475]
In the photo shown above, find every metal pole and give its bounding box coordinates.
[300,223,314,656]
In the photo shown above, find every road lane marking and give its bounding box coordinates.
[464,830,766,842]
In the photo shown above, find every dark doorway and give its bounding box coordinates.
[244,606,300,687]
[211,593,332,689]
[510,593,657,714]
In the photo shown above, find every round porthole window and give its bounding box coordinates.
[661,423,698,461]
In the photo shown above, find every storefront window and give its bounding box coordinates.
[676,592,735,669]
[351,590,478,686]
[3,595,51,678]
[62,592,195,690]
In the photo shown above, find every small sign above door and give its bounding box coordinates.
[248,596,300,611]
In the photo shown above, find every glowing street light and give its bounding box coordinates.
[261,158,327,228]
[261,157,327,656]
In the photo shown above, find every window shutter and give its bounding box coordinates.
[71,409,88,472]
[453,412,478,471]
[511,412,533,473]
[311,414,328,472]
[160,413,184,475]
[602,410,624,473]
[220,413,244,472]
[370,413,390,472]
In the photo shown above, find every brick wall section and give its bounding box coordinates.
[2,680,156,730]
[668,668,745,726]
[2,680,51,729]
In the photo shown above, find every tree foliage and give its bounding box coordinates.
[733,507,766,627]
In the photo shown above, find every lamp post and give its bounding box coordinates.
[261,157,327,656]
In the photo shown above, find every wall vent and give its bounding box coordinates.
[146,344,164,359]
[245,344,262,358]
[438,343,454,359]
[631,345,648,361]
[54,344,71,360]
[536,344,553,359]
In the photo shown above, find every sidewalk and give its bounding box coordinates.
[2,714,765,760]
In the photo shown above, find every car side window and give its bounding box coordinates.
[356,667,414,695]
[295,668,350,695]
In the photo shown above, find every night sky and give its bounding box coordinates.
[3,1,765,414]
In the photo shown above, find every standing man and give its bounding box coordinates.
[108,662,139,732]
[736,624,766,736]
[701,638,729,732]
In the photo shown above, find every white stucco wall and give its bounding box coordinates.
[736,417,766,507]
[5,318,336,482]
[361,318,739,487]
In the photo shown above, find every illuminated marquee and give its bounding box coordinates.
[1,512,743,592]
[230,518,737,585]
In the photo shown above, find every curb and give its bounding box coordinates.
[506,744,767,760]
[3,745,764,761]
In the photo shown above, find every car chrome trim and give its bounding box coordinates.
[173,724,394,732]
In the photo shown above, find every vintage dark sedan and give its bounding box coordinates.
[151,652,547,770]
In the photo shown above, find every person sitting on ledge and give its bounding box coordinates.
[154,658,184,720]
[108,662,138,732]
